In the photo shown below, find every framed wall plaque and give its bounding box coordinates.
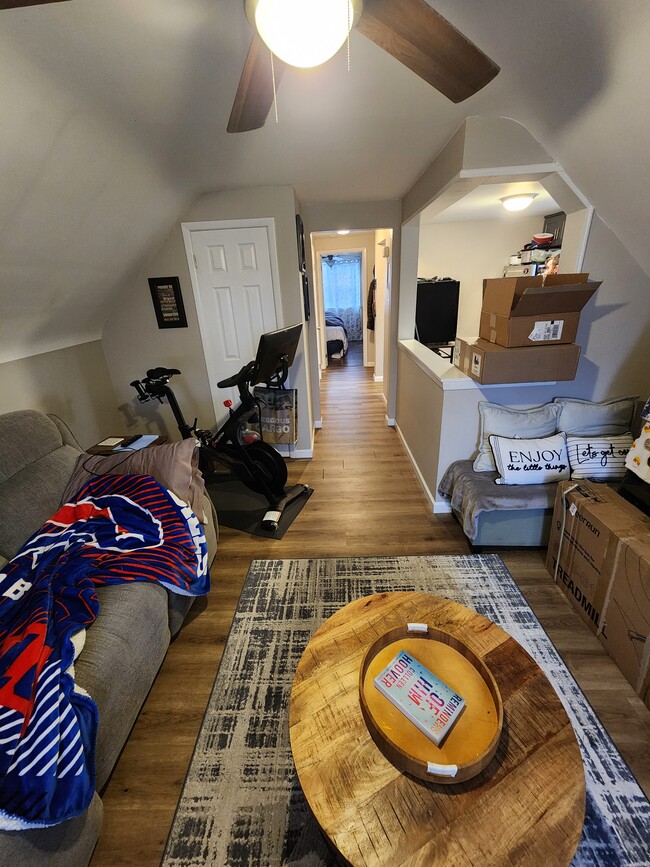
[148,276,188,329]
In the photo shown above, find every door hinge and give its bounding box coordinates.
[192,253,197,269]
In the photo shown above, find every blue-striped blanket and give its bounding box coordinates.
[0,474,209,830]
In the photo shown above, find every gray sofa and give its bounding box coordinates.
[0,410,218,865]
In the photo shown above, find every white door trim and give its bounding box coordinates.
[181,218,285,336]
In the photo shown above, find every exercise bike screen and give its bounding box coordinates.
[254,323,303,384]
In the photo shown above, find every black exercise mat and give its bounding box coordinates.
[206,478,312,538]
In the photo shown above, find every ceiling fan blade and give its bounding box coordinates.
[227,34,286,133]
[0,0,68,7]
[356,0,499,103]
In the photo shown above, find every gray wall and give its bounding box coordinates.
[0,340,123,447]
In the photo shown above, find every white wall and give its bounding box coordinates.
[418,216,543,337]
[102,185,314,454]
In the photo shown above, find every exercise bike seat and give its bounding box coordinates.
[146,367,180,380]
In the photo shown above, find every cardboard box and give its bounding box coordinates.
[481,273,600,319]
[546,482,650,708]
[546,482,650,634]
[479,310,581,347]
[453,337,580,384]
[598,534,650,708]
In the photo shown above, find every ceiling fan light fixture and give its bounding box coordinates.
[249,0,355,69]
[499,193,538,212]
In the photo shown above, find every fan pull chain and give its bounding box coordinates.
[347,0,351,71]
[270,50,279,124]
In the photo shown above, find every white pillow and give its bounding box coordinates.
[567,434,633,480]
[489,433,570,486]
[473,401,560,473]
[554,395,637,436]
[624,423,650,483]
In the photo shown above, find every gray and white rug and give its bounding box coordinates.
[162,555,650,866]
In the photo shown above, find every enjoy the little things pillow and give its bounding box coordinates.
[488,433,570,486]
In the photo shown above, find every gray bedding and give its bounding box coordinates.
[438,460,558,542]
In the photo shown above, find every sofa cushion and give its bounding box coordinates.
[75,582,170,791]
[554,395,637,435]
[0,791,103,867]
[473,401,560,472]
[0,410,83,559]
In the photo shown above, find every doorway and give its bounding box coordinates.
[320,252,363,362]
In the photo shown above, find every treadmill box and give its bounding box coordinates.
[598,533,650,709]
[479,310,581,347]
[481,273,600,320]
[546,482,650,634]
[453,337,580,384]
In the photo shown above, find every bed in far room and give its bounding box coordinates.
[325,310,349,360]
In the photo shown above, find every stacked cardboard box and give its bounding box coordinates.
[546,482,650,709]
[453,273,600,384]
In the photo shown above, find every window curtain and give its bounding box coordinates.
[322,254,362,340]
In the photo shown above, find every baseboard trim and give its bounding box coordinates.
[395,423,450,514]
[385,415,396,427]
[373,374,384,383]
[274,446,314,459]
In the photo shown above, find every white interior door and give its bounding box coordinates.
[184,222,280,426]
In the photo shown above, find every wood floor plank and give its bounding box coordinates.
[91,342,650,866]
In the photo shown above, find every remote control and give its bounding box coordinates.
[119,435,142,448]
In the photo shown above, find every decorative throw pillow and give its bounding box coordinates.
[473,401,560,472]
[61,439,208,522]
[625,421,650,484]
[567,434,633,480]
[488,433,570,486]
[554,395,637,436]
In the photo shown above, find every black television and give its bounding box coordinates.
[414,279,460,346]
[253,323,303,385]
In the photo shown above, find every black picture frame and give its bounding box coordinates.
[302,272,310,321]
[148,276,188,329]
[295,214,306,274]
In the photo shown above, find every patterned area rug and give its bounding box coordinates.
[162,555,650,866]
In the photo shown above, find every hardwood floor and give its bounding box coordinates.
[92,340,650,865]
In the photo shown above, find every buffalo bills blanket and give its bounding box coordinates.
[0,473,209,831]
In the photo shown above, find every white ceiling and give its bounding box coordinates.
[1,0,649,361]
[421,181,560,224]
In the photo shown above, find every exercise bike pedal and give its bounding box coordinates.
[260,484,312,533]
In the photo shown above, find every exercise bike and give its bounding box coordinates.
[130,323,311,532]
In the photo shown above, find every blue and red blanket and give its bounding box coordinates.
[0,473,209,830]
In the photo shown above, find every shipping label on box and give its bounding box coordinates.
[546,482,650,633]
[598,534,650,705]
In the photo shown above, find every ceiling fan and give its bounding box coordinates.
[228,0,500,133]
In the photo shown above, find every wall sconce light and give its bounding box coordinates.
[499,193,538,212]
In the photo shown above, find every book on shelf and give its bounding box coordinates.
[374,649,465,746]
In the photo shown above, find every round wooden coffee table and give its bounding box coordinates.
[289,592,585,867]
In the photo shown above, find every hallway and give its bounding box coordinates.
[92,349,650,866]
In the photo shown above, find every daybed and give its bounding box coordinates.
[0,409,217,866]
[438,396,637,550]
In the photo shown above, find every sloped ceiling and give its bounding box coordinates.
[1,0,648,362]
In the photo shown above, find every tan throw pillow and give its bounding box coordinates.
[61,439,207,523]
